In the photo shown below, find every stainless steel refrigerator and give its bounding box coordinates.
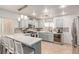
[72,16,79,54]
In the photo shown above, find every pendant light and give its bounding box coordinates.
[24,16,29,19]
[43,8,49,13]
[32,11,36,16]
[18,17,21,21]
[20,14,24,19]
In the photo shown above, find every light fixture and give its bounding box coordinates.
[24,16,29,19]
[32,11,36,16]
[62,11,66,15]
[18,17,21,21]
[60,5,67,8]
[43,8,48,13]
[20,14,24,19]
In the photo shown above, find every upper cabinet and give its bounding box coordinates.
[20,19,38,28]
[21,19,29,28]
[53,17,64,28]
[56,19,63,27]
[38,20,45,28]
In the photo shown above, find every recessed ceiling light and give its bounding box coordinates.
[61,11,66,15]
[60,5,67,8]
[43,8,48,13]
[32,11,36,16]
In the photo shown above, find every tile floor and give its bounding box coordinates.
[41,41,72,54]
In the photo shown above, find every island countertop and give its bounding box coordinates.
[4,33,42,47]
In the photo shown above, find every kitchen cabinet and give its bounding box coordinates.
[20,18,38,28]
[38,32,54,42]
[55,18,63,27]
[38,20,45,28]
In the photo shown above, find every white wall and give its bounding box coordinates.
[0,9,19,28]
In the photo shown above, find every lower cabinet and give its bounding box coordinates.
[38,32,54,42]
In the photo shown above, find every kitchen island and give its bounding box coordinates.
[38,31,54,42]
[4,33,42,54]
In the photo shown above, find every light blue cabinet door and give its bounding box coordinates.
[46,34,54,42]
[38,32,54,42]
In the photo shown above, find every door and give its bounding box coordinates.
[72,18,77,46]
[76,17,79,45]
[72,17,79,54]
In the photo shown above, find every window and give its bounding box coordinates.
[44,22,55,29]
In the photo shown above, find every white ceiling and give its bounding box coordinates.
[0,5,79,17]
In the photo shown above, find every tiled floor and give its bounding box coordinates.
[41,41,72,54]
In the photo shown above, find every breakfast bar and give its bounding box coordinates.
[4,33,42,54]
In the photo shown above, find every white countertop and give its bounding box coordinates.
[5,33,42,47]
[53,33,62,34]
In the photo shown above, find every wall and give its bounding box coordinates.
[0,9,19,28]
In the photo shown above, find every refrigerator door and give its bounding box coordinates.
[76,17,79,45]
[72,17,79,54]
[72,18,77,46]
